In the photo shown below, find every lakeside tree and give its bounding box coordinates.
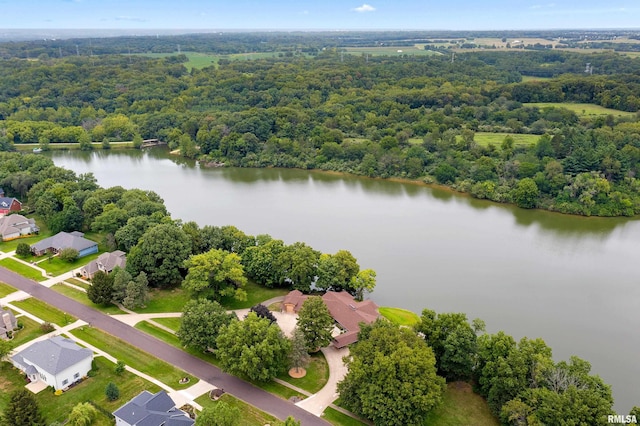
[316,250,359,292]
[182,248,247,301]
[216,312,291,381]
[350,268,377,301]
[126,222,192,288]
[2,389,46,426]
[296,296,334,351]
[274,242,320,292]
[415,309,484,381]
[241,238,287,287]
[87,270,114,305]
[177,298,236,352]
[338,320,445,426]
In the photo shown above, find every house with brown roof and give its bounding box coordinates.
[282,290,380,348]
[80,250,127,279]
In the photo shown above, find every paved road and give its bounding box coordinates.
[0,266,329,426]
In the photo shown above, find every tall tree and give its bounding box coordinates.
[274,242,319,292]
[316,250,360,292]
[126,222,192,288]
[123,271,150,309]
[177,298,236,352]
[338,320,445,426]
[87,270,114,305]
[67,402,97,426]
[350,268,377,301]
[182,248,247,301]
[2,389,46,426]
[216,312,291,381]
[297,296,334,351]
[289,327,310,374]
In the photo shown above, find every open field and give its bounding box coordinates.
[195,393,279,426]
[473,132,540,147]
[11,297,75,325]
[0,281,16,297]
[0,258,45,281]
[70,326,196,390]
[525,102,637,118]
[0,357,161,426]
[135,51,289,70]
[521,75,553,82]
[424,382,499,426]
[344,45,441,56]
[379,306,420,326]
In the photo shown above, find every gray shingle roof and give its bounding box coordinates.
[31,231,97,253]
[113,391,194,426]
[0,214,39,239]
[11,336,93,375]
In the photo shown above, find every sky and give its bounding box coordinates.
[0,0,638,31]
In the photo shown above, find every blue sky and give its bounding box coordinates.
[0,0,638,30]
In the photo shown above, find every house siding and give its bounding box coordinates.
[53,358,93,390]
[78,245,99,258]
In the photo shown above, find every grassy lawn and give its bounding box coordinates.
[133,287,191,313]
[220,280,289,310]
[250,379,303,401]
[0,281,17,297]
[135,321,183,347]
[524,102,636,118]
[278,351,329,394]
[323,407,367,426]
[65,277,91,290]
[9,315,47,347]
[0,233,49,252]
[520,75,553,82]
[69,326,196,390]
[344,46,441,56]
[379,306,420,327]
[424,382,499,426]
[153,317,182,331]
[37,251,102,276]
[195,393,279,426]
[12,298,75,326]
[0,357,161,426]
[0,258,45,281]
[50,283,125,315]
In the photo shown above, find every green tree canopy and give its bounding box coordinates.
[87,270,114,305]
[126,222,192,288]
[338,320,445,426]
[2,389,46,426]
[316,250,359,292]
[67,402,97,426]
[195,401,240,426]
[177,298,236,352]
[216,312,291,381]
[182,248,247,301]
[296,296,334,351]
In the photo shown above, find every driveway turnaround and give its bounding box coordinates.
[0,266,329,426]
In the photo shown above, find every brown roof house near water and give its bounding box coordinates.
[282,290,380,348]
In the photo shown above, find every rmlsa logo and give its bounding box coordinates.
[608,415,638,424]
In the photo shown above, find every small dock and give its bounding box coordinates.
[140,139,167,148]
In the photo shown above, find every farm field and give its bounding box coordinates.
[135,51,293,70]
[343,46,441,56]
[472,132,540,147]
[525,102,637,118]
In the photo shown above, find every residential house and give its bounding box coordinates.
[0,214,40,241]
[80,250,127,279]
[113,390,194,426]
[0,197,22,217]
[30,231,98,258]
[11,336,93,390]
[282,290,380,348]
[0,309,18,340]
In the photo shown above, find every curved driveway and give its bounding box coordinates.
[0,266,328,426]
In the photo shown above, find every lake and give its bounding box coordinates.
[50,148,640,412]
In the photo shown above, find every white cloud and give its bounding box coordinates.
[115,16,147,22]
[353,4,376,13]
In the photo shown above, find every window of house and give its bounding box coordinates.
[62,379,68,386]
[74,373,80,379]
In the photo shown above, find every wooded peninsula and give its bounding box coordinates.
[0,31,640,216]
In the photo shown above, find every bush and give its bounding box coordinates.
[114,360,126,375]
[59,248,79,263]
[40,322,55,333]
[15,242,31,258]
[105,382,119,401]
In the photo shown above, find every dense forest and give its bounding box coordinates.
[0,151,627,425]
[1,33,640,216]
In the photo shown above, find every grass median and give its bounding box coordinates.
[69,326,196,390]
[0,258,45,281]
[11,297,75,326]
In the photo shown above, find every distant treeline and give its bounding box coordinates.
[1,44,640,216]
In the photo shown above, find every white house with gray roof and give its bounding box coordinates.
[30,231,98,258]
[0,214,39,241]
[11,336,93,390]
[113,390,194,426]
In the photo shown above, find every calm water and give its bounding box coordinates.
[50,149,640,412]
